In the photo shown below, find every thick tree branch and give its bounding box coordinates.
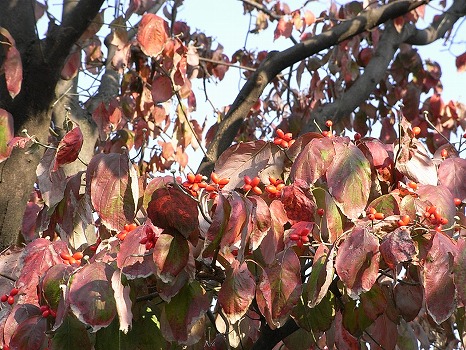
[406,0,466,45]
[197,0,429,175]
[45,0,105,67]
[301,22,413,133]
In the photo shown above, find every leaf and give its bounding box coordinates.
[290,137,335,184]
[38,264,74,311]
[326,141,371,219]
[256,249,302,329]
[423,232,456,324]
[16,239,68,301]
[218,260,255,324]
[9,315,47,350]
[249,195,271,250]
[0,108,14,162]
[260,199,287,265]
[61,49,81,80]
[456,51,466,73]
[147,186,199,245]
[86,153,138,232]
[313,187,344,243]
[281,180,316,222]
[53,126,84,171]
[203,193,232,258]
[305,243,335,308]
[394,138,437,185]
[117,223,159,279]
[153,233,189,284]
[137,13,169,57]
[0,27,22,98]
[454,238,466,306]
[292,291,335,333]
[335,226,380,299]
[160,281,210,344]
[274,17,293,40]
[394,280,423,322]
[366,313,398,350]
[51,314,92,350]
[214,140,285,191]
[36,148,67,209]
[69,262,117,332]
[438,157,466,200]
[3,304,42,346]
[380,228,416,269]
[151,74,174,104]
[111,270,133,334]
[334,310,359,349]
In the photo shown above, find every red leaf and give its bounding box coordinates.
[274,17,293,40]
[3,303,42,346]
[249,196,271,250]
[61,49,81,80]
[147,187,199,245]
[394,280,423,321]
[0,108,14,162]
[86,153,138,232]
[423,232,456,324]
[218,260,256,324]
[281,179,316,223]
[380,228,416,269]
[68,262,117,331]
[153,233,189,284]
[305,243,335,308]
[456,51,466,73]
[137,13,169,57]
[366,313,398,350]
[327,141,372,219]
[290,137,335,184]
[204,193,232,259]
[53,126,83,171]
[438,157,466,200]
[0,28,22,98]
[111,269,132,334]
[260,199,287,265]
[256,249,302,329]
[335,226,380,299]
[36,148,66,209]
[9,315,47,350]
[151,74,174,103]
[160,281,210,344]
[454,237,466,305]
[117,222,159,279]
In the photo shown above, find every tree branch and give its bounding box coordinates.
[197,0,429,175]
[406,0,466,45]
[250,318,299,350]
[45,0,105,67]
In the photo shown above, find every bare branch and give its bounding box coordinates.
[197,0,429,175]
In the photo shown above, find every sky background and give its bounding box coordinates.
[38,0,466,170]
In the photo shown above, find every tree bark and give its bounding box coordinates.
[0,0,104,249]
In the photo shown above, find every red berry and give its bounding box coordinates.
[273,137,282,145]
[283,132,293,142]
[145,241,154,250]
[243,176,252,185]
[297,240,304,248]
[218,178,229,186]
[49,309,57,318]
[42,310,50,318]
[211,172,220,184]
[354,132,361,141]
[243,184,252,192]
[441,149,448,158]
[39,305,49,312]
[140,237,148,244]
[454,198,462,206]
[9,288,18,297]
[368,213,375,221]
[276,129,285,138]
[290,233,300,241]
[280,140,289,148]
[7,296,14,305]
[322,130,329,137]
[60,252,71,261]
[1,295,8,303]
[205,184,217,192]
[317,208,325,217]
[250,177,260,187]
[301,235,310,243]
[325,120,333,127]
[440,217,448,225]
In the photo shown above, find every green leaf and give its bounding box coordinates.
[51,314,92,350]
[292,291,335,332]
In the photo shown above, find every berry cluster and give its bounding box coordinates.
[182,173,205,196]
[424,205,448,232]
[273,129,295,148]
[140,226,158,251]
[117,223,138,241]
[39,304,56,318]
[289,228,310,248]
[60,251,83,266]
[0,288,19,305]
[243,176,262,195]
[366,207,385,221]
[204,172,229,198]
[265,177,284,198]
[322,120,334,138]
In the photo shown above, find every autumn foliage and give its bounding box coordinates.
[0,1,466,350]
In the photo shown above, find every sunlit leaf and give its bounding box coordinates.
[153,233,189,284]
[111,270,132,334]
[36,148,66,210]
[380,228,416,269]
[335,226,380,299]
[86,153,138,232]
[53,126,84,171]
[423,232,456,324]
[0,108,14,162]
[137,13,169,57]
[305,243,335,308]
[218,260,255,324]
[203,193,232,258]
[327,141,371,219]
[0,27,22,98]
[249,195,271,250]
[454,237,466,306]
[438,157,466,200]
[69,262,117,332]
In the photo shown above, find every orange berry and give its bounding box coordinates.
[244,176,252,185]
[72,252,84,260]
[243,184,252,192]
[368,213,375,221]
[374,212,385,220]
[283,132,293,142]
[367,207,377,215]
[211,172,220,184]
[187,173,196,183]
[441,149,448,159]
[276,129,285,138]
[273,137,282,145]
[252,186,263,195]
[454,198,462,206]
[250,177,260,187]
[60,252,71,261]
[407,181,417,190]
[412,126,421,136]
[401,215,410,225]
[194,174,203,183]
[280,140,289,148]
[218,178,229,186]
[205,184,217,192]
[68,257,77,265]
[325,120,333,127]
